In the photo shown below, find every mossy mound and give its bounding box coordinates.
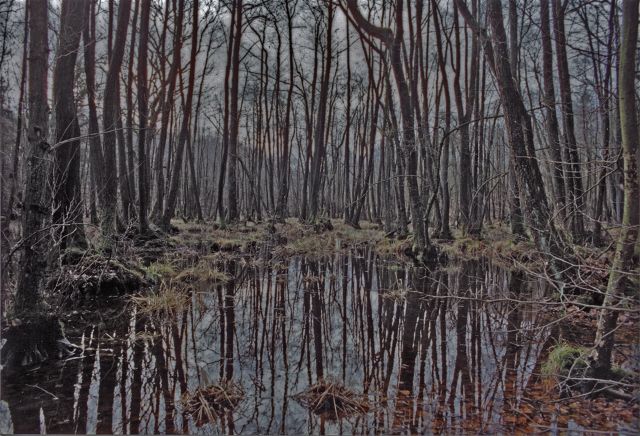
[47,253,150,305]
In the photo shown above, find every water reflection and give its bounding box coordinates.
[2,251,551,434]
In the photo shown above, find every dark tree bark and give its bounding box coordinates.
[151,0,184,222]
[5,4,28,226]
[308,3,334,221]
[275,0,297,222]
[101,0,132,237]
[162,0,198,229]
[431,0,452,239]
[590,0,639,376]
[16,0,50,313]
[52,0,87,250]
[125,0,140,212]
[553,0,586,241]
[540,0,566,218]
[137,0,151,234]
[216,1,237,223]
[226,0,244,222]
[82,0,106,212]
[506,0,525,237]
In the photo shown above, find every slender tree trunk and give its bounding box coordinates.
[540,0,566,218]
[309,3,334,221]
[431,0,452,239]
[162,0,198,229]
[226,0,243,222]
[151,0,184,222]
[275,1,297,222]
[82,0,105,212]
[590,0,638,377]
[52,0,87,250]
[553,0,586,241]
[101,0,132,238]
[137,0,151,234]
[452,2,474,234]
[125,0,140,209]
[6,4,28,223]
[16,0,50,313]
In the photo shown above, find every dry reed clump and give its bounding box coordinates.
[174,260,230,285]
[182,381,245,426]
[293,379,369,419]
[130,282,190,316]
[380,287,409,301]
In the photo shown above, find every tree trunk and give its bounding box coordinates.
[540,0,566,218]
[82,0,106,212]
[137,0,151,234]
[275,0,297,222]
[162,0,197,229]
[553,0,586,241]
[151,0,184,222]
[590,0,638,377]
[52,0,87,250]
[455,0,568,278]
[347,0,430,257]
[226,0,243,222]
[6,4,28,226]
[101,0,132,238]
[16,0,50,313]
[309,3,334,222]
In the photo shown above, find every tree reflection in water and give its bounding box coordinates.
[2,250,551,434]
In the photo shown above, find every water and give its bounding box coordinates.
[2,250,553,434]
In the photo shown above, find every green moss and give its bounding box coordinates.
[542,342,588,377]
[610,366,635,381]
[174,261,230,285]
[144,261,177,281]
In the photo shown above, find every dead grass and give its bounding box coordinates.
[293,379,369,419]
[182,380,245,426]
[130,282,190,316]
[435,224,540,269]
[171,219,264,254]
[174,260,230,285]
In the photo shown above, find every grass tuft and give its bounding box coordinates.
[293,378,369,419]
[182,380,244,426]
[542,342,588,378]
[131,282,190,316]
[174,260,230,285]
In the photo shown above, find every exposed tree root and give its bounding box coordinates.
[1,315,76,368]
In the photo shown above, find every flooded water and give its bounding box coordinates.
[2,251,554,434]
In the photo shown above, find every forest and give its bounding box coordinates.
[0,0,638,433]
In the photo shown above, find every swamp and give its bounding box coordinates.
[0,0,639,434]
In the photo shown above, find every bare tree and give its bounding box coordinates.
[15,0,50,313]
[162,0,198,229]
[137,0,151,234]
[346,0,431,258]
[226,0,244,223]
[101,0,132,238]
[590,0,638,377]
[52,0,87,250]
